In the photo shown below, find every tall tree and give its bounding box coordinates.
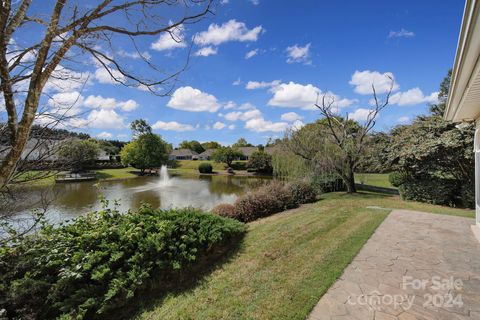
[429,69,451,116]
[285,77,394,193]
[232,138,253,148]
[179,140,205,154]
[120,120,170,174]
[211,147,243,168]
[201,141,222,150]
[0,0,213,188]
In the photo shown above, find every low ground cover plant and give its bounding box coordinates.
[0,206,245,319]
[213,180,318,222]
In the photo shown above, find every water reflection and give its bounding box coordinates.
[10,174,271,223]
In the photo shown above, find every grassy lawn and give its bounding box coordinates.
[355,173,394,188]
[169,160,248,173]
[96,167,138,180]
[137,192,474,320]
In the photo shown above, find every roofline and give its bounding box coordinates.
[445,0,480,121]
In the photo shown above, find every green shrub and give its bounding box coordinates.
[388,171,406,187]
[198,162,213,173]
[212,203,237,218]
[0,206,245,319]
[311,175,345,193]
[460,181,475,209]
[230,162,247,171]
[398,177,459,207]
[247,151,273,174]
[286,180,317,205]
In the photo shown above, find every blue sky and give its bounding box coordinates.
[12,0,465,146]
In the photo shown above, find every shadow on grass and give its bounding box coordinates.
[110,234,246,320]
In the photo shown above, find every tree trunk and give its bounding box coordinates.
[343,168,357,193]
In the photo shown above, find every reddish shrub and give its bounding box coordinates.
[233,181,294,222]
[211,203,237,218]
[286,180,317,205]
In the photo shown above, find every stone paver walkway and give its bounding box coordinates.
[308,210,480,320]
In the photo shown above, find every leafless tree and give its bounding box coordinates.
[0,0,214,189]
[285,77,394,193]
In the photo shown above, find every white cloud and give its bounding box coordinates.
[47,91,84,109]
[245,80,281,89]
[250,0,260,4]
[213,121,226,130]
[348,108,374,122]
[167,86,220,112]
[223,101,237,109]
[86,109,126,129]
[84,95,138,112]
[349,70,399,95]
[194,20,263,46]
[286,43,311,64]
[224,108,262,121]
[194,46,218,57]
[220,0,229,4]
[97,131,113,139]
[388,29,415,39]
[291,120,305,130]
[228,124,235,130]
[44,65,92,92]
[267,81,355,110]
[151,24,186,51]
[232,78,242,86]
[267,82,319,109]
[281,112,303,122]
[245,117,289,132]
[245,49,258,59]
[94,67,125,84]
[398,116,410,123]
[389,88,438,106]
[116,50,151,60]
[152,120,195,131]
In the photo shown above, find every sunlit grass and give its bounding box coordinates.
[136,192,473,320]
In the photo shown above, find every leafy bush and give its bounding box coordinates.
[388,171,406,187]
[230,161,247,171]
[247,151,273,174]
[460,181,475,208]
[198,162,213,173]
[0,206,245,319]
[398,177,459,206]
[286,180,317,205]
[311,174,345,193]
[212,203,237,218]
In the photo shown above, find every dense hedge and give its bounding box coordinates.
[0,206,245,319]
[198,162,213,173]
[390,172,474,208]
[213,180,318,222]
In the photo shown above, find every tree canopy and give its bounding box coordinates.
[58,139,99,172]
[211,147,244,167]
[179,140,205,154]
[232,138,254,148]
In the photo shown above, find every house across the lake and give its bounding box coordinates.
[444,0,480,240]
[169,148,199,160]
[236,147,257,160]
[198,149,215,160]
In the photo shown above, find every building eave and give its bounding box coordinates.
[445,0,480,122]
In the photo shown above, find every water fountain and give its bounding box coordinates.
[159,165,171,187]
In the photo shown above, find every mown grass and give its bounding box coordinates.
[355,173,394,188]
[136,193,474,320]
[95,167,138,180]
[169,160,248,173]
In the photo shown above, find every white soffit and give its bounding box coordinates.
[445,0,480,122]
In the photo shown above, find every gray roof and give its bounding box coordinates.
[237,146,258,156]
[264,146,280,155]
[199,148,216,157]
[170,148,198,156]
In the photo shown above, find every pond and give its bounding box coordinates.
[9,171,271,224]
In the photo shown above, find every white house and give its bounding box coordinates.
[444,0,480,240]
